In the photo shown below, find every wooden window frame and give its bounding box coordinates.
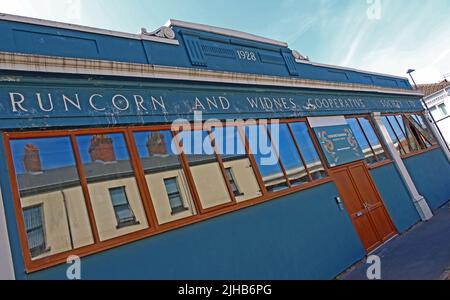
[344,114,393,169]
[381,112,441,159]
[4,118,332,273]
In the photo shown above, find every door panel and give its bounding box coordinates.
[332,169,364,215]
[353,212,382,251]
[331,162,397,252]
[369,207,397,242]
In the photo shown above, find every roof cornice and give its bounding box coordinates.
[0,51,424,97]
[165,19,288,47]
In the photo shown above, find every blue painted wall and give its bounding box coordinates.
[9,182,364,280]
[0,17,412,89]
[404,149,450,211]
[370,163,420,233]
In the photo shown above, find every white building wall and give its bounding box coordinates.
[426,88,450,147]
[0,188,15,280]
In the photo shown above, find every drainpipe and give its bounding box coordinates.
[371,112,433,221]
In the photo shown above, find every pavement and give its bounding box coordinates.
[340,203,450,280]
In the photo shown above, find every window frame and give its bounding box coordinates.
[4,119,332,273]
[108,186,140,229]
[345,114,392,169]
[23,204,48,258]
[163,177,189,215]
[381,112,440,159]
[224,167,244,197]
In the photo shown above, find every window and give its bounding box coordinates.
[133,130,196,224]
[164,178,187,214]
[244,122,327,192]
[438,103,448,116]
[177,130,233,209]
[225,168,242,197]
[76,133,148,241]
[23,205,46,258]
[289,122,327,180]
[10,136,94,261]
[7,120,329,271]
[269,124,309,187]
[346,117,388,165]
[211,126,261,202]
[109,187,139,228]
[244,124,289,192]
[382,113,437,156]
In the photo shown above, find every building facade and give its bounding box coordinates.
[0,14,449,280]
[420,80,450,147]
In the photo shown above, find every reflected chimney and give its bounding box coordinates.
[147,132,167,156]
[23,144,42,173]
[89,135,116,162]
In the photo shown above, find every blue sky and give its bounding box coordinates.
[0,0,449,83]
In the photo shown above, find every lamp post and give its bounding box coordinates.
[407,69,449,151]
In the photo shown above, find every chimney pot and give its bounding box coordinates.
[89,135,116,162]
[23,144,42,173]
[147,132,168,156]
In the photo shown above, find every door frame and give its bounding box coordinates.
[330,160,398,252]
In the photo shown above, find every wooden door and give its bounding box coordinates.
[331,162,397,252]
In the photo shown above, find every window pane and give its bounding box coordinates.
[114,204,135,222]
[289,122,327,180]
[244,124,289,192]
[164,178,179,195]
[163,178,184,211]
[110,187,128,206]
[268,124,309,186]
[407,114,437,146]
[178,130,232,209]
[76,133,148,241]
[395,115,420,153]
[382,116,403,155]
[387,116,413,154]
[211,126,262,202]
[23,205,45,257]
[358,117,388,162]
[10,137,94,260]
[134,130,197,224]
[439,104,448,116]
[347,118,376,164]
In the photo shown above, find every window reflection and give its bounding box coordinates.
[289,123,327,180]
[382,114,438,156]
[177,130,232,209]
[268,124,309,186]
[211,126,262,201]
[358,117,388,161]
[244,124,289,192]
[347,117,388,165]
[406,114,436,147]
[76,133,148,241]
[11,137,94,260]
[134,130,197,224]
